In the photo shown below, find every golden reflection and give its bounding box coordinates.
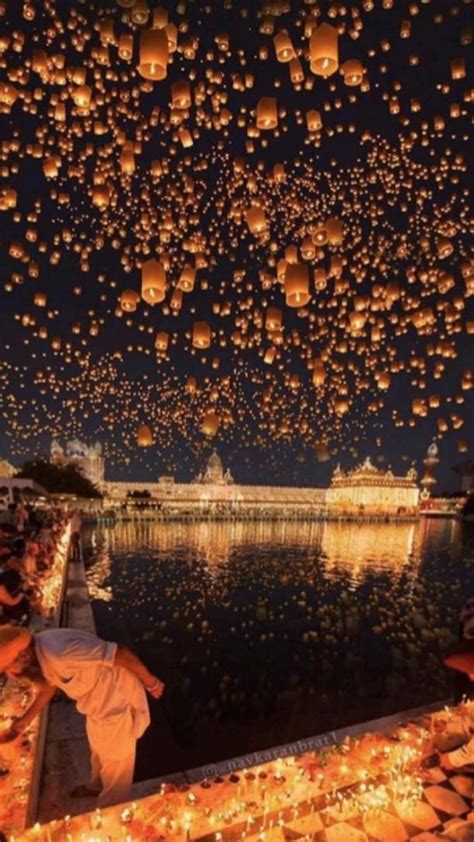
[82,518,452,593]
[320,520,419,584]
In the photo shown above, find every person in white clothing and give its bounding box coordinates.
[0,625,165,807]
[440,640,474,769]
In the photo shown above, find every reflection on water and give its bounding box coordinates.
[82,518,474,779]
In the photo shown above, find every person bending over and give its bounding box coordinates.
[0,626,165,807]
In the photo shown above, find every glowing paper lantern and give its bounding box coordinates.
[265,307,282,331]
[202,410,220,437]
[192,321,211,349]
[451,58,466,80]
[310,23,338,77]
[141,259,166,305]
[118,33,133,60]
[178,265,196,292]
[306,110,322,132]
[120,289,140,312]
[0,82,19,110]
[341,59,364,86]
[155,331,169,351]
[256,97,278,130]
[273,31,295,62]
[72,85,91,108]
[33,292,47,307]
[312,361,326,387]
[138,29,169,81]
[246,206,267,235]
[327,218,343,245]
[285,264,311,308]
[132,0,149,24]
[171,80,192,109]
[137,424,153,446]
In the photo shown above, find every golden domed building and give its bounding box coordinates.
[326,457,419,517]
[194,450,234,485]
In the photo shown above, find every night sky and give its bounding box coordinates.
[0,0,472,491]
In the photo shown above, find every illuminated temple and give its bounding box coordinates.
[326,457,420,516]
[101,451,421,518]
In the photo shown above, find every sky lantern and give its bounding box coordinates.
[257,97,278,130]
[341,60,364,86]
[153,6,168,28]
[178,265,196,292]
[265,307,282,331]
[450,58,466,80]
[273,31,296,63]
[118,33,133,60]
[312,223,328,246]
[141,258,166,305]
[0,188,17,209]
[202,410,220,437]
[120,289,140,312]
[92,184,111,209]
[171,80,192,109]
[314,268,327,291]
[312,361,326,387]
[290,58,304,84]
[285,264,311,308]
[301,237,316,260]
[193,321,211,349]
[327,218,343,246]
[72,85,91,108]
[137,424,153,446]
[138,28,169,81]
[306,110,322,132]
[309,23,338,77]
[0,82,19,111]
[131,0,149,25]
[246,205,267,235]
[155,331,169,351]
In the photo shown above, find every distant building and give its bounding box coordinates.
[193,450,234,485]
[50,439,105,487]
[103,451,420,520]
[326,457,419,516]
[421,442,440,496]
[103,449,325,516]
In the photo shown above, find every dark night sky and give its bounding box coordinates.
[0,0,472,491]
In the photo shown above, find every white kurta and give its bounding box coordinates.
[34,629,150,761]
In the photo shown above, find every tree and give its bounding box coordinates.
[17,460,102,499]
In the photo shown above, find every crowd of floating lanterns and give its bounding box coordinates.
[0,0,472,476]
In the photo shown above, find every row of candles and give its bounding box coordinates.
[0,526,71,838]
[11,702,468,842]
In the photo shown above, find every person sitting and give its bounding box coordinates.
[440,640,474,769]
[0,566,31,625]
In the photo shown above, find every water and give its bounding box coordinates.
[81,518,474,780]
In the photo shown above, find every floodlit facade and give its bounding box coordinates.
[326,457,420,516]
[102,451,420,519]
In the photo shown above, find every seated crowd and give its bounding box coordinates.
[0,502,69,626]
